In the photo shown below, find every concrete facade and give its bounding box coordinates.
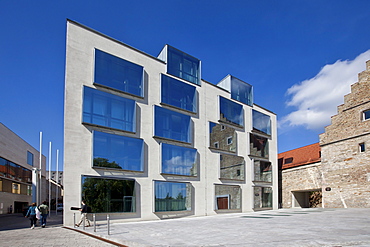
[63,20,278,225]
[0,123,47,214]
[320,60,370,208]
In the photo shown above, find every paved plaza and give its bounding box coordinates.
[1,208,370,246]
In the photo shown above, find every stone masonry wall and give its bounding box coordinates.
[282,163,322,208]
[319,60,370,208]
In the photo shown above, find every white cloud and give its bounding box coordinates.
[281,50,370,130]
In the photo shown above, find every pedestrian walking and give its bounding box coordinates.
[25,203,37,229]
[75,200,91,227]
[38,201,49,228]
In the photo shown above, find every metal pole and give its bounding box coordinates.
[56,149,59,216]
[48,142,51,217]
[107,215,110,235]
[38,132,42,205]
[93,214,96,232]
[83,213,85,230]
[73,213,76,228]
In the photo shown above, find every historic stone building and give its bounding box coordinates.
[320,60,370,208]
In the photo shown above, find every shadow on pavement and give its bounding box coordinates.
[0,211,63,231]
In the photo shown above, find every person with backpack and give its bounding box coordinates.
[25,203,38,229]
[75,200,91,227]
[38,201,49,228]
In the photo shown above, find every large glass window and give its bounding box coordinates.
[0,158,6,177]
[215,185,241,210]
[209,122,237,153]
[162,143,197,176]
[154,106,192,143]
[254,160,272,183]
[253,110,271,135]
[155,181,191,212]
[12,183,20,194]
[219,96,244,127]
[93,131,143,171]
[27,151,34,166]
[167,46,200,85]
[94,49,144,97]
[220,154,245,181]
[254,187,272,209]
[82,176,136,213]
[83,86,136,132]
[161,74,197,113]
[231,77,253,106]
[250,134,269,158]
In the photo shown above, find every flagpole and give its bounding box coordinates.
[48,142,52,217]
[56,149,59,216]
[38,132,42,205]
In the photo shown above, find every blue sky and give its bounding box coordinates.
[1,1,370,171]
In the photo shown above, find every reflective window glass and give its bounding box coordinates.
[93,131,143,172]
[253,110,271,135]
[219,96,244,127]
[167,46,200,85]
[254,187,272,209]
[215,185,241,210]
[155,181,191,212]
[254,160,272,182]
[364,110,370,120]
[0,158,7,177]
[27,151,34,166]
[209,122,237,153]
[82,176,136,213]
[231,77,253,106]
[162,143,197,176]
[83,86,136,132]
[161,74,197,113]
[250,134,269,158]
[94,49,143,97]
[154,106,192,143]
[220,154,245,181]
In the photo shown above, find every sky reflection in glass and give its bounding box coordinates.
[162,143,197,176]
[219,96,244,126]
[253,110,271,135]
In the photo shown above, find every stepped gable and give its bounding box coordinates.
[320,60,370,145]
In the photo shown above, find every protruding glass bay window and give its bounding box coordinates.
[215,185,241,210]
[253,110,271,135]
[254,186,272,209]
[94,49,144,97]
[253,160,272,183]
[93,131,144,171]
[82,176,136,213]
[161,74,197,113]
[155,181,191,212]
[83,86,136,132]
[220,154,245,181]
[209,122,237,153]
[219,96,244,127]
[154,106,192,143]
[161,143,197,176]
[250,134,269,158]
[217,75,253,106]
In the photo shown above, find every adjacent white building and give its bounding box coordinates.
[63,19,278,225]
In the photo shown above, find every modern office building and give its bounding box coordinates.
[63,20,278,225]
[0,123,47,214]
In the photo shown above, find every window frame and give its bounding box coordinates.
[161,143,197,176]
[363,110,370,121]
[154,181,191,212]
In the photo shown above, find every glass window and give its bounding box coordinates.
[0,158,7,177]
[231,76,253,106]
[161,143,197,176]
[82,176,136,213]
[250,134,269,158]
[155,181,191,212]
[161,74,197,113]
[27,151,34,166]
[167,46,200,85]
[154,106,192,143]
[83,86,136,132]
[209,122,237,153]
[12,183,20,194]
[93,131,143,171]
[215,185,241,210]
[220,96,244,127]
[0,180,2,192]
[254,187,272,209]
[220,154,245,181]
[359,143,366,153]
[364,110,370,120]
[253,110,271,135]
[94,49,144,97]
[254,160,272,183]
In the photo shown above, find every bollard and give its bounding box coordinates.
[107,214,110,235]
[73,213,76,228]
[93,214,96,232]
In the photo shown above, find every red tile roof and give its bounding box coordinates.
[278,143,321,170]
